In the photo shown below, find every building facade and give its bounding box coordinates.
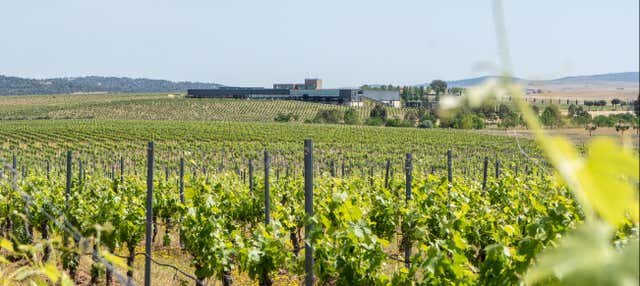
[361,90,402,108]
[304,78,323,90]
[273,78,322,90]
[188,79,362,106]
[187,88,290,99]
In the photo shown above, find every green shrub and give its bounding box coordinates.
[593,115,613,127]
[312,109,344,124]
[369,104,387,120]
[540,105,562,128]
[274,113,298,122]
[344,109,360,125]
[385,118,414,127]
[453,113,484,129]
[418,120,434,128]
[365,117,385,126]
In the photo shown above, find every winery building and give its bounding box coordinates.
[187,78,397,107]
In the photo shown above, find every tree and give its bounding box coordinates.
[400,87,409,102]
[344,109,360,125]
[592,115,613,127]
[497,104,512,119]
[312,109,343,124]
[499,112,519,129]
[615,121,630,135]
[572,112,591,126]
[611,98,621,109]
[473,103,498,120]
[568,104,579,117]
[585,123,597,136]
[584,101,593,110]
[540,105,562,128]
[418,120,434,128]
[609,112,635,124]
[404,110,419,122]
[441,109,485,130]
[370,104,387,121]
[449,87,465,96]
[530,105,540,116]
[567,104,591,126]
[425,86,433,95]
[429,80,447,95]
[473,115,486,129]
[495,104,519,129]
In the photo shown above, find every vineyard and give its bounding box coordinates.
[0,119,601,285]
[2,0,639,284]
[0,107,638,286]
[0,94,406,122]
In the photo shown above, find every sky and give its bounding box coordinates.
[1,0,638,88]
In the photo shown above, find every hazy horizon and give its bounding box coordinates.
[2,71,639,87]
[1,0,638,88]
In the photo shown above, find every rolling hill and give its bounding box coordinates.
[443,72,638,88]
[444,76,527,88]
[0,75,223,96]
[545,72,639,84]
[0,93,406,121]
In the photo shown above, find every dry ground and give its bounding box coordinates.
[523,88,638,102]
[475,127,639,147]
[2,221,412,286]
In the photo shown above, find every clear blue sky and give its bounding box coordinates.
[1,0,638,87]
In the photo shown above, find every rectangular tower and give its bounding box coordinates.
[304,78,323,90]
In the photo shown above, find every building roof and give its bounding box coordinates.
[362,90,401,101]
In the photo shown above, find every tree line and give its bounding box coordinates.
[361,80,461,103]
[275,96,640,133]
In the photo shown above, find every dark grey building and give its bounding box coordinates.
[361,90,401,107]
[187,87,362,106]
[187,88,290,99]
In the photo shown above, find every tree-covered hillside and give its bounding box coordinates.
[0,75,222,95]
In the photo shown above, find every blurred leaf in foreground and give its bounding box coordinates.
[526,222,639,285]
[578,138,639,226]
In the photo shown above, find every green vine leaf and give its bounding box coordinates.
[525,222,639,285]
[579,138,640,226]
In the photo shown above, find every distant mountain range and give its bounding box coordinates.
[443,72,639,88]
[444,76,527,88]
[0,75,223,96]
[544,72,639,85]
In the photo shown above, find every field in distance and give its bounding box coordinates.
[2,89,636,123]
[2,92,636,147]
[0,93,406,122]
